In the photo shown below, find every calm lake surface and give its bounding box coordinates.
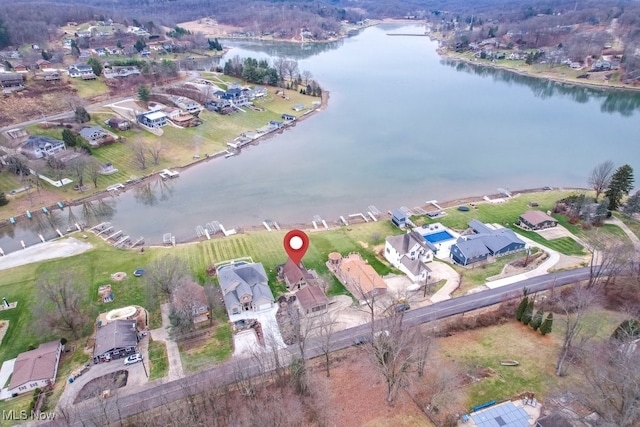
[2,23,640,251]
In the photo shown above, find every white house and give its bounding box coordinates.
[9,341,63,396]
[384,231,433,283]
[20,136,66,159]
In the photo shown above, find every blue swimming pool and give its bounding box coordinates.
[424,230,454,243]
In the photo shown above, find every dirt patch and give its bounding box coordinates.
[317,349,431,426]
[74,369,128,404]
[0,80,80,127]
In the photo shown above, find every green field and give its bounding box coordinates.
[69,78,110,99]
[179,323,232,373]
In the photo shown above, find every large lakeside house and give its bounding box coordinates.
[450,220,526,266]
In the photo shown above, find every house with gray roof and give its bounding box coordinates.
[20,135,66,159]
[92,319,139,363]
[450,220,526,266]
[218,262,275,317]
[384,231,433,283]
[68,63,95,78]
[80,126,112,147]
[9,341,62,396]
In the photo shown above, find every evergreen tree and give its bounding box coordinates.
[87,58,103,76]
[74,106,90,123]
[138,85,151,103]
[540,313,553,335]
[516,296,529,321]
[530,309,544,331]
[522,299,534,325]
[0,19,9,49]
[0,191,8,207]
[62,129,78,147]
[606,164,634,210]
[622,191,640,216]
[134,38,146,53]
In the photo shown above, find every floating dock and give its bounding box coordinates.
[159,169,180,179]
[57,202,64,209]
[42,207,49,214]
[107,183,125,192]
[9,217,15,225]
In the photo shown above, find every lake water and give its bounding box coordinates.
[1,23,640,251]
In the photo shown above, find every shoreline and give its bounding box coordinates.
[432,41,640,95]
[158,186,587,246]
[0,89,330,226]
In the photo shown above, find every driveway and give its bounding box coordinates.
[149,303,184,381]
[57,350,149,409]
[429,260,461,303]
[229,305,286,351]
[0,358,15,400]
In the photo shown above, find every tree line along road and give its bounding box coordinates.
[45,267,595,426]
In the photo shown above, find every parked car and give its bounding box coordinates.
[354,336,370,345]
[396,303,411,313]
[124,353,143,365]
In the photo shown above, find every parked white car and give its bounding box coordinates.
[123,353,143,365]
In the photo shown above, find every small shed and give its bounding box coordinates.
[391,209,407,228]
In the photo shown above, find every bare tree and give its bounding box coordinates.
[68,155,88,190]
[586,232,634,289]
[168,279,203,338]
[301,70,313,86]
[368,311,415,403]
[414,330,433,378]
[87,157,102,188]
[588,160,615,202]
[316,312,337,377]
[576,339,640,426]
[131,140,148,170]
[34,271,89,339]
[145,255,190,307]
[148,142,162,166]
[553,283,601,376]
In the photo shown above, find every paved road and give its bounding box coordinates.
[47,267,594,426]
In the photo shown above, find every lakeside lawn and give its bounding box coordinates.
[0,220,400,368]
[2,83,321,221]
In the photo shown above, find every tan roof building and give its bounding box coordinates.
[519,210,558,230]
[9,341,62,395]
[336,253,387,300]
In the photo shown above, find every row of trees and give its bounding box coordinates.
[515,294,553,334]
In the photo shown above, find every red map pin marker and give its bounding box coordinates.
[284,229,309,264]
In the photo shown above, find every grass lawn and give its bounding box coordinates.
[69,78,110,99]
[148,339,169,380]
[512,227,585,256]
[613,212,640,240]
[425,190,577,231]
[454,252,525,292]
[438,308,627,409]
[179,323,232,373]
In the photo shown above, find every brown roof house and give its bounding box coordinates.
[296,285,329,316]
[329,252,387,301]
[279,258,330,315]
[518,210,558,231]
[281,258,315,290]
[172,281,210,323]
[92,319,138,363]
[9,341,63,396]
